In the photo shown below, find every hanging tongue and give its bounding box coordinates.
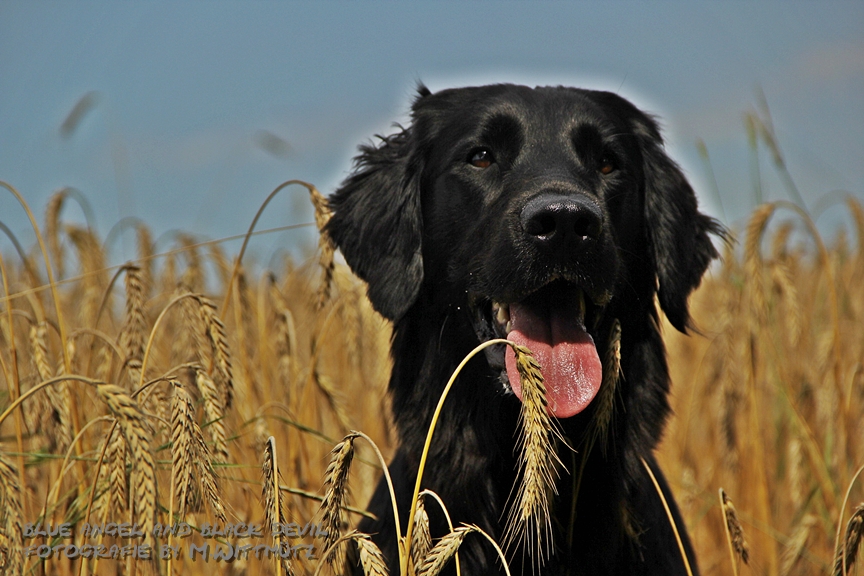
[504,296,602,418]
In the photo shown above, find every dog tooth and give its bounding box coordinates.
[495,302,510,326]
[505,320,512,333]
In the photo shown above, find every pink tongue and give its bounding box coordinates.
[505,301,602,418]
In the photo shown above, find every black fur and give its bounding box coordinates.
[327,84,725,575]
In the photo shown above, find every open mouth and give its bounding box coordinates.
[472,280,605,418]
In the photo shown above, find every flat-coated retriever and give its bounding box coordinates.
[327,83,725,575]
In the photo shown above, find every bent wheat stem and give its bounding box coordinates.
[402,338,511,576]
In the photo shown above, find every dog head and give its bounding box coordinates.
[328,83,724,418]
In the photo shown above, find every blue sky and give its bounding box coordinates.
[1,2,862,265]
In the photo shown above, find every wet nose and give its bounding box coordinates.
[520,193,603,252]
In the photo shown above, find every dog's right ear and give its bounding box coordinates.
[326,126,424,321]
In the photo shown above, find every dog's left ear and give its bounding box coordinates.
[633,115,727,332]
[326,125,425,322]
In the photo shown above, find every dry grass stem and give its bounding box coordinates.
[503,343,561,561]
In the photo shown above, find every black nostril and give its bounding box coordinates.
[524,212,557,237]
[521,193,602,249]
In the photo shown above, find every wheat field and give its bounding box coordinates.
[0,171,862,575]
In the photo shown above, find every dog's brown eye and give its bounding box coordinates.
[469,148,494,168]
[599,155,617,175]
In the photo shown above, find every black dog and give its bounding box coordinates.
[327,83,724,575]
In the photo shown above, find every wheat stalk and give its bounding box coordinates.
[45,190,66,279]
[418,525,475,576]
[720,488,750,576]
[194,368,229,464]
[135,222,154,295]
[834,503,864,575]
[411,495,433,573]
[171,380,226,522]
[0,452,23,576]
[119,264,146,369]
[744,202,775,324]
[197,295,235,408]
[101,426,128,523]
[503,343,562,563]
[309,184,336,308]
[95,384,157,545]
[66,225,106,325]
[262,436,293,576]
[319,432,359,563]
[171,380,200,519]
[29,321,73,453]
[357,533,389,576]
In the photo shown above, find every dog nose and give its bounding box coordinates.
[520,194,602,250]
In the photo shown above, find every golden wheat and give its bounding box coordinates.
[95,384,157,545]
[834,503,864,575]
[2,188,861,575]
[418,525,474,576]
[411,495,433,572]
[356,533,389,576]
[0,452,23,576]
[719,488,750,574]
[319,432,359,562]
[503,344,561,561]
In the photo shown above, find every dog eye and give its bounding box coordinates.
[468,148,495,169]
[598,155,617,175]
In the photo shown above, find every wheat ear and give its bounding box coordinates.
[411,495,433,572]
[834,503,864,576]
[95,384,157,546]
[417,526,474,576]
[0,452,23,576]
[719,488,750,576]
[197,295,235,408]
[308,184,336,308]
[319,432,359,563]
[262,436,293,576]
[503,343,562,562]
[357,533,389,576]
[194,368,229,464]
